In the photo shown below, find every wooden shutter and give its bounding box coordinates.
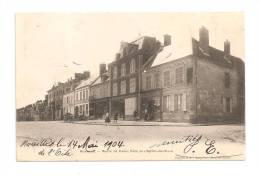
[230,97,233,113]
[174,95,178,111]
[182,93,187,111]
[170,95,175,112]
[223,97,226,112]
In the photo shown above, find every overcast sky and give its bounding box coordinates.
[16,12,244,108]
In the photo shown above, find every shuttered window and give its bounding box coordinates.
[113,83,117,96]
[164,71,171,87]
[120,80,126,95]
[182,93,187,111]
[130,59,135,73]
[175,67,184,84]
[130,78,136,93]
[121,63,126,77]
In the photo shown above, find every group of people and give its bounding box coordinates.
[104,111,118,124]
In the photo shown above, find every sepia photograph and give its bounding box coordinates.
[16,12,245,161]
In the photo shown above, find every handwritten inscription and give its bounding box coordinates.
[20,136,125,156]
[18,134,236,159]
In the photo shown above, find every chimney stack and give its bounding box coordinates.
[83,71,90,80]
[115,53,121,61]
[163,34,171,47]
[199,26,209,54]
[224,39,230,56]
[99,63,107,76]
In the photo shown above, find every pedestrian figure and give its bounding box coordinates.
[144,108,148,121]
[105,112,110,124]
[133,110,138,121]
[114,112,118,123]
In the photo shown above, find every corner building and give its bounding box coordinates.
[141,27,244,123]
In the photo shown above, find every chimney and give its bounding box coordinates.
[120,42,128,57]
[115,53,121,61]
[83,71,90,80]
[99,63,106,76]
[163,34,171,46]
[224,39,230,56]
[199,26,209,54]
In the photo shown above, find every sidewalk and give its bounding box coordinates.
[69,119,191,127]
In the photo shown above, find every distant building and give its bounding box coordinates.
[141,26,244,123]
[62,80,77,118]
[74,77,95,119]
[90,64,110,119]
[47,82,65,120]
[47,71,90,120]
[17,99,46,121]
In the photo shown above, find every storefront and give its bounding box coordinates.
[110,94,138,120]
[90,97,109,119]
[141,89,162,121]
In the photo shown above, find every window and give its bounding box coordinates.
[225,72,230,88]
[86,90,89,100]
[76,93,78,101]
[163,96,170,112]
[187,67,193,84]
[223,97,232,113]
[83,90,86,100]
[130,59,135,73]
[113,83,117,96]
[113,66,117,79]
[163,71,171,87]
[67,97,69,103]
[130,78,136,93]
[121,63,126,77]
[154,73,160,88]
[174,94,186,111]
[120,80,126,94]
[146,75,152,89]
[80,92,82,100]
[175,67,184,84]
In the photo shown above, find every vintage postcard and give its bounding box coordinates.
[16,12,245,161]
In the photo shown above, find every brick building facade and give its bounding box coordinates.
[108,36,162,120]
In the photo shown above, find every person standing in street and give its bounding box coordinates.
[105,112,110,124]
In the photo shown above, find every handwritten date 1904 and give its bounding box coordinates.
[104,140,124,151]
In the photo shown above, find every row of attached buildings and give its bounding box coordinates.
[17,26,245,123]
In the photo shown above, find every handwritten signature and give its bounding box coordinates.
[149,135,219,155]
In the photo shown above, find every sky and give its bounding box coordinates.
[16,12,244,108]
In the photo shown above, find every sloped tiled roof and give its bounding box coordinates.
[75,77,96,90]
[192,38,243,68]
[150,38,243,69]
[151,45,176,67]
